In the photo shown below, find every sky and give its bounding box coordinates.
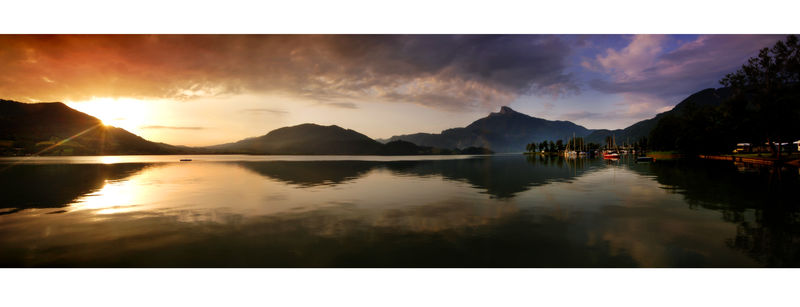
[0,34,786,146]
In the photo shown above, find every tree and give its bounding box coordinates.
[549,141,556,152]
[650,35,800,155]
[555,140,564,151]
[636,136,649,151]
[650,98,735,154]
[720,35,800,157]
[525,143,536,153]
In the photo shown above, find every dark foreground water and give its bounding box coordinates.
[1,154,798,267]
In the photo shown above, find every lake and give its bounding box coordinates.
[1,154,798,267]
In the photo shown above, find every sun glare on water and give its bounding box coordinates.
[100,156,122,164]
[65,97,151,133]
[72,179,141,215]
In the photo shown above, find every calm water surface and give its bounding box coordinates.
[1,154,798,267]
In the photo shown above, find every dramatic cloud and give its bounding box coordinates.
[2,34,788,134]
[588,34,784,99]
[0,35,577,111]
[595,35,667,82]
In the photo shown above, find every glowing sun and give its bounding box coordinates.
[66,97,151,132]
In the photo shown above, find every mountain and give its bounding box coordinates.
[386,106,592,153]
[207,123,487,155]
[2,88,734,156]
[584,88,733,145]
[376,140,493,155]
[386,88,734,152]
[0,100,490,156]
[208,123,385,155]
[0,99,184,155]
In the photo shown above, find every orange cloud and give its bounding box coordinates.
[0,35,577,111]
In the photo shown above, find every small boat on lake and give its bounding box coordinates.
[180,159,192,162]
[603,152,620,159]
[603,134,622,159]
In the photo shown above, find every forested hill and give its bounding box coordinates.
[0,99,185,155]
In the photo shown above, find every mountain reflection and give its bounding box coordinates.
[388,155,599,198]
[236,155,598,198]
[2,156,798,267]
[0,163,151,215]
[629,160,800,267]
[236,160,379,187]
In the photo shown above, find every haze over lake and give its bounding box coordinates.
[1,155,796,267]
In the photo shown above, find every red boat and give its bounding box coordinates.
[603,135,621,159]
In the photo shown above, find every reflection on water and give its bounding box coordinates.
[631,160,800,267]
[0,163,151,215]
[0,155,797,267]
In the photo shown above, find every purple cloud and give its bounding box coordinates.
[587,35,785,99]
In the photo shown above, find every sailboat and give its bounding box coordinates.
[577,135,587,156]
[564,133,578,158]
[603,134,620,160]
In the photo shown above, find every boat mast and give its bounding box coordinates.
[613,134,617,152]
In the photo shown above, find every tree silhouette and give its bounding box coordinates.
[525,143,535,153]
[720,35,800,157]
[650,35,800,154]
